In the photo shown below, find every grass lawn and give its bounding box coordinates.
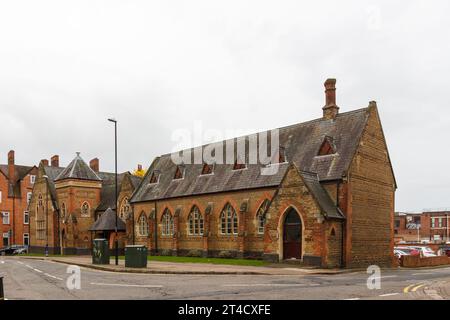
[119,255,268,266]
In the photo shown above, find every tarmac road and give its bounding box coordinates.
[1,256,449,300]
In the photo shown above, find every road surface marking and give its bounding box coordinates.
[403,283,425,293]
[0,261,4,264]
[17,261,24,265]
[33,268,43,273]
[222,283,320,287]
[90,282,163,288]
[25,264,34,269]
[412,272,433,276]
[379,293,399,297]
[344,298,360,300]
[380,275,397,279]
[411,284,426,292]
[44,273,63,281]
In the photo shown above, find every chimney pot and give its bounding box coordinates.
[322,78,339,120]
[51,155,59,167]
[138,164,142,171]
[90,158,99,172]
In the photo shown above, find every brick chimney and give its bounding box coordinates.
[90,158,99,172]
[8,150,15,180]
[51,155,59,167]
[41,159,49,166]
[322,78,340,120]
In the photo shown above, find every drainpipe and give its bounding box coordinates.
[336,181,345,268]
[132,205,135,245]
[154,201,158,254]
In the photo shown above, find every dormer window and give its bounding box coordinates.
[173,166,184,180]
[318,136,336,156]
[149,171,160,184]
[233,157,246,170]
[201,163,214,175]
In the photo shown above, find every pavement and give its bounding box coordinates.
[15,255,354,275]
[1,256,450,300]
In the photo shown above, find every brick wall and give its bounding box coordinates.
[347,104,396,268]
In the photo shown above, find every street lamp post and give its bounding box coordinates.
[108,118,119,266]
[43,175,49,257]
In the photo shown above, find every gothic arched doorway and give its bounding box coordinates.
[283,207,302,260]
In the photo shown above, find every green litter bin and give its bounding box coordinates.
[125,245,148,268]
[92,238,110,265]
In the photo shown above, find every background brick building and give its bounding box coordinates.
[0,150,37,248]
[130,79,397,268]
[395,210,450,244]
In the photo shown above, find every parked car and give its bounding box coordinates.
[0,245,28,255]
[409,246,437,257]
[12,245,28,255]
[394,249,409,259]
[394,247,420,256]
[439,246,450,257]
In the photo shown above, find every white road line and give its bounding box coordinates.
[412,273,434,276]
[379,293,399,297]
[222,283,320,287]
[380,275,398,279]
[25,265,33,269]
[90,282,163,288]
[44,273,63,281]
[344,298,360,300]
[0,261,4,264]
[33,268,43,273]
[17,261,24,265]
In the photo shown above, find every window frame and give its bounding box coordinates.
[137,213,149,237]
[23,233,30,246]
[24,211,29,225]
[188,206,204,236]
[80,201,90,217]
[220,203,238,235]
[256,199,269,235]
[161,209,174,236]
[2,212,10,225]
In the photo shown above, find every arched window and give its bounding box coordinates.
[60,202,66,219]
[38,193,43,207]
[188,206,204,236]
[119,197,131,221]
[161,209,174,236]
[81,202,90,217]
[220,203,238,235]
[256,199,270,234]
[137,213,149,236]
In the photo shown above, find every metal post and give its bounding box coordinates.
[108,118,119,265]
[44,175,49,257]
[0,276,4,300]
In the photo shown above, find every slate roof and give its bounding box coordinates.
[95,173,128,212]
[43,165,65,205]
[88,207,126,231]
[131,108,370,207]
[55,153,101,181]
[301,171,344,219]
[0,164,35,182]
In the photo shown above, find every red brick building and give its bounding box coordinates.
[0,150,38,248]
[130,79,397,268]
[28,153,141,254]
[395,210,450,244]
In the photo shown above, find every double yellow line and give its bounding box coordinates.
[403,283,426,293]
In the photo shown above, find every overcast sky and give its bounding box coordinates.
[1,1,449,212]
